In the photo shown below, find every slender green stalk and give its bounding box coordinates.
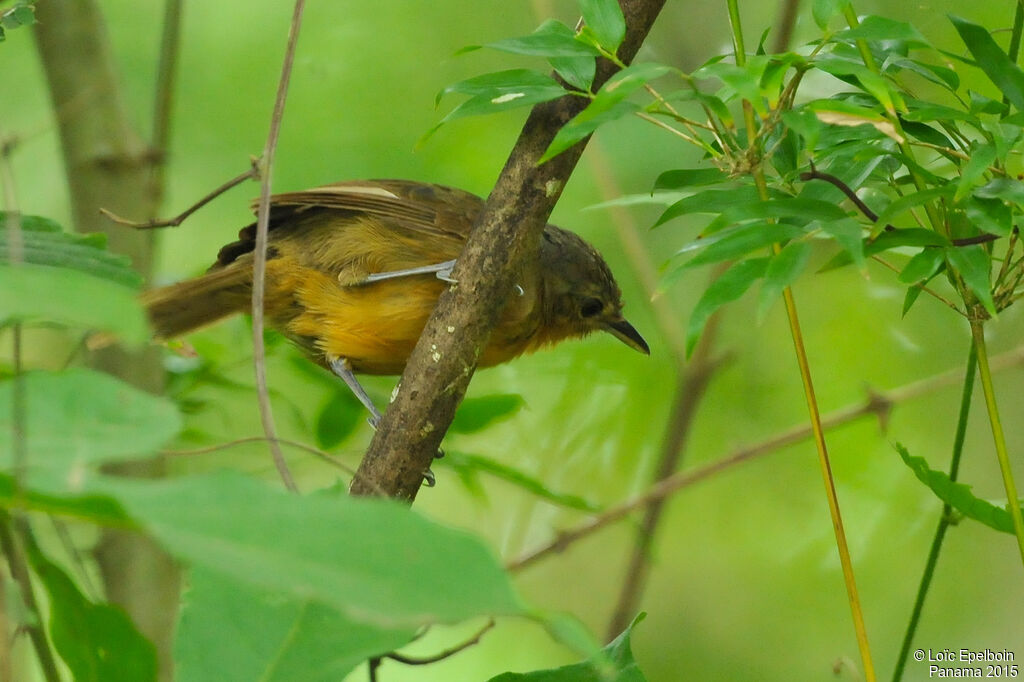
[727,1,876,679]
[891,342,977,682]
[1008,0,1024,64]
[0,513,62,682]
[970,322,1024,565]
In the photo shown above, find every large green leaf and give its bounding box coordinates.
[0,263,147,345]
[945,244,996,315]
[24,536,157,682]
[450,394,526,434]
[479,20,599,58]
[176,568,414,682]
[102,472,525,627]
[488,613,647,681]
[0,369,181,491]
[0,213,141,288]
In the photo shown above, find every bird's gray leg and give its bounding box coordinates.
[363,259,458,284]
[327,356,382,429]
[326,356,437,487]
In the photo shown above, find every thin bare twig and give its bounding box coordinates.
[251,0,306,493]
[150,0,184,197]
[100,164,257,229]
[506,345,1024,572]
[385,620,496,666]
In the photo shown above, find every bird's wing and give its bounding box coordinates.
[216,180,481,268]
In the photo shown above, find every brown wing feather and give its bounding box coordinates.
[217,180,481,267]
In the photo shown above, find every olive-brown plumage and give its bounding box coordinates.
[142,180,648,375]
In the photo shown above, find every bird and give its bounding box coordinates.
[142,179,649,423]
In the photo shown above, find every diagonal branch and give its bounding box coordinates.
[349,0,668,501]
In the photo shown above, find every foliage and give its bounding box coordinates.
[0,1,34,42]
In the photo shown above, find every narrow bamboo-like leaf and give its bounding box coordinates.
[901,263,945,317]
[0,369,181,491]
[758,241,811,319]
[176,568,414,682]
[896,443,1022,534]
[812,0,848,29]
[819,218,866,270]
[102,472,525,626]
[898,247,945,283]
[809,100,903,142]
[685,223,805,268]
[580,0,626,51]
[686,258,769,356]
[436,70,567,107]
[0,263,147,345]
[0,474,130,525]
[653,168,728,191]
[974,177,1024,205]
[654,187,770,227]
[873,186,954,228]
[955,142,996,203]
[945,244,996,315]
[450,394,525,434]
[442,451,598,512]
[489,613,647,682]
[951,15,1024,111]
[964,196,1012,237]
[484,19,600,58]
[25,538,157,682]
[550,56,595,91]
[541,100,639,162]
[838,15,930,46]
[701,197,850,234]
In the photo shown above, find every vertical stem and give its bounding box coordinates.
[727,1,876,678]
[1008,0,1024,64]
[0,514,62,682]
[970,322,1024,565]
[891,341,976,682]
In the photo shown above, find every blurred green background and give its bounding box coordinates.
[4,0,1023,679]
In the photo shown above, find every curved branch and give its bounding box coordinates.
[350,0,668,500]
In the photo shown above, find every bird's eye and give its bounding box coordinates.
[580,297,603,318]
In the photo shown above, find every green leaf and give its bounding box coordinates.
[686,258,769,355]
[701,197,850,235]
[551,56,596,91]
[488,613,647,681]
[954,142,996,203]
[0,213,142,288]
[812,0,849,28]
[484,20,600,58]
[819,218,866,269]
[654,186,769,227]
[898,247,945,283]
[758,241,811,318]
[0,473,130,525]
[313,390,362,450]
[540,63,671,162]
[176,568,414,682]
[895,443,1022,534]
[103,472,525,627]
[873,186,954,228]
[684,223,805,268]
[450,394,525,434]
[964,196,1012,237]
[808,100,903,143]
[974,177,1024,205]
[442,451,598,512]
[0,369,181,491]
[838,15,930,46]
[25,538,157,682]
[945,244,996,315]
[0,263,148,345]
[436,70,567,107]
[580,0,626,52]
[653,169,728,191]
[950,15,1024,111]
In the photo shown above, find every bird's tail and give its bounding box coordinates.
[142,266,252,340]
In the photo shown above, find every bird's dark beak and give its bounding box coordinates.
[603,318,650,355]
